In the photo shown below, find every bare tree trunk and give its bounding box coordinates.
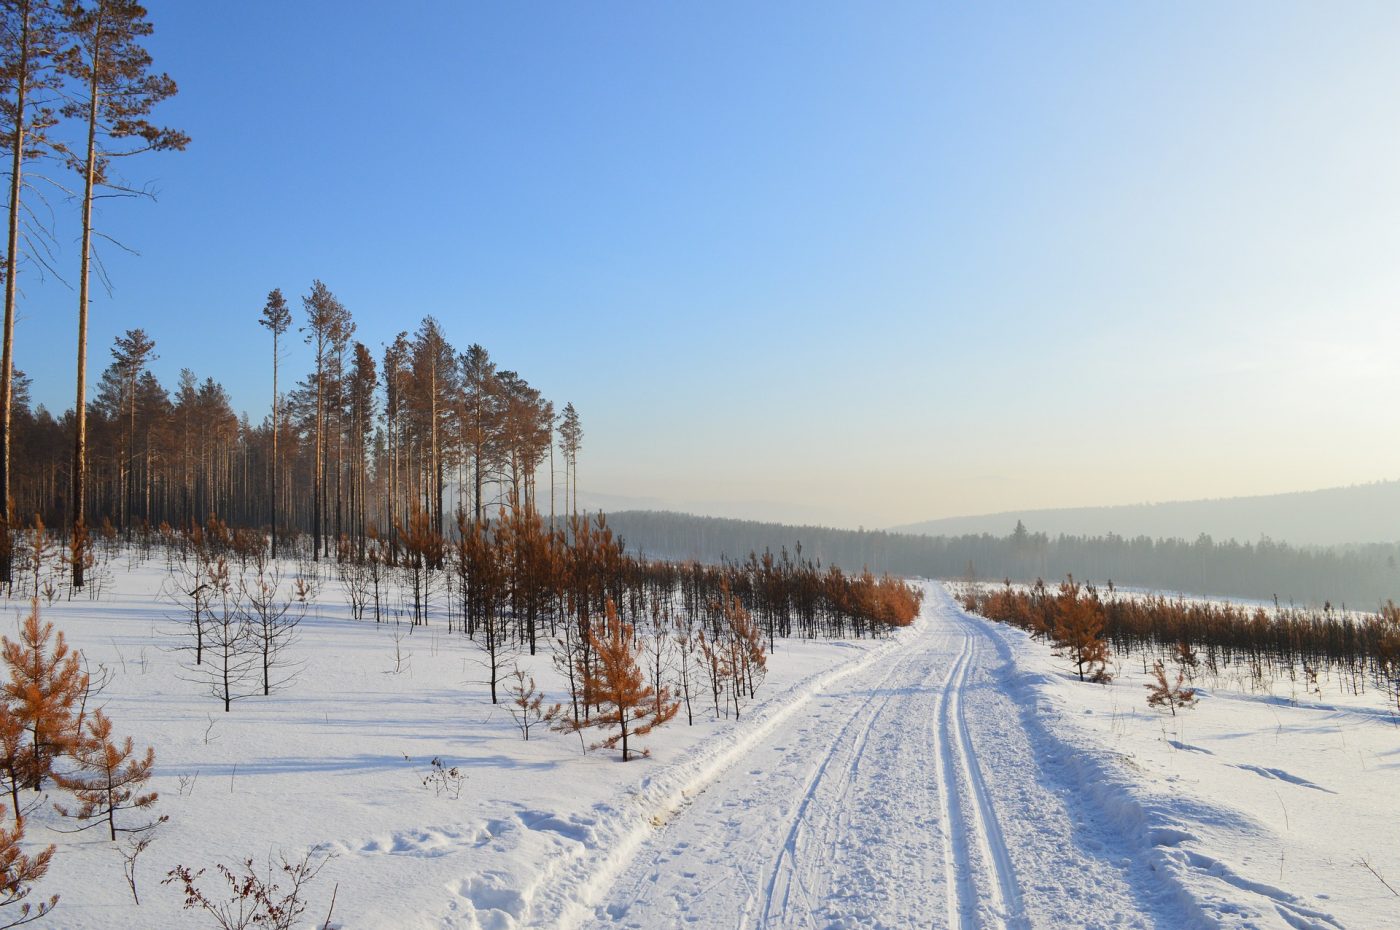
[313,351,323,561]
[125,381,135,537]
[270,331,279,558]
[474,444,483,525]
[144,434,152,526]
[0,5,33,587]
[430,363,440,535]
[72,61,100,589]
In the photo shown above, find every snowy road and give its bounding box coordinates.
[581,589,1176,930]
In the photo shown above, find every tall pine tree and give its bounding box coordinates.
[108,328,154,535]
[300,280,351,561]
[258,288,290,557]
[57,0,187,586]
[0,0,62,586]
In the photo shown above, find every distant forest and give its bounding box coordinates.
[606,511,1400,610]
[893,479,1400,547]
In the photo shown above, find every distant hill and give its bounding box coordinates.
[605,509,1400,609]
[892,480,1400,547]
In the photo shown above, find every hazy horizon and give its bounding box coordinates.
[12,2,1400,529]
[578,476,1400,536]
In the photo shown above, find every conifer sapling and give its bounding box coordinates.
[582,599,678,761]
[1,599,87,789]
[54,708,164,841]
[1145,660,1197,716]
[0,804,55,927]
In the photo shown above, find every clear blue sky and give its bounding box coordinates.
[15,2,1400,528]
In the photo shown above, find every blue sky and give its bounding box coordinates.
[14,2,1400,527]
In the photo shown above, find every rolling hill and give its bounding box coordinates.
[892,480,1400,546]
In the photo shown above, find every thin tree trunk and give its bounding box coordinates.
[270,330,279,558]
[0,3,32,586]
[313,347,323,561]
[72,56,100,589]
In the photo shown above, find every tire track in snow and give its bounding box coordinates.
[578,630,920,929]
[940,613,1027,929]
[933,627,974,929]
[552,621,917,930]
[755,641,930,928]
[583,597,1052,930]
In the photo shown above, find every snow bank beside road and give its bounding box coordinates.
[956,584,1394,929]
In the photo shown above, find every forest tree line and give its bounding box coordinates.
[605,511,1400,609]
[958,578,1400,709]
[3,299,585,570]
[0,0,587,592]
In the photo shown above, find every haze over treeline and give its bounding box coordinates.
[894,480,1400,548]
[607,510,1400,609]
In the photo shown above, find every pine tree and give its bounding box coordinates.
[1052,576,1110,682]
[380,333,409,552]
[0,705,30,828]
[459,344,499,525]
[409,316,457,535]
[671,609,699,726]
[258,289,290,558]
[21,517,46,602]
[300,280,351,562]
[238,563,302,697]
[583,599,677,761]
[464,512,511,701]
[696,627,728,720]
[0,600,86,788]
[396,508,442,625]
[721,587,766,716]
[180,557,255,712]
[0,0,63,588]
[504,666,558,741]
[345,341,377,554]
[57,0,188,587]
[108,328,155,535]
[551,607,588,732]
[0,806,54,926]
[1145,660,1197,716]
[54,708,161,841]
[557,403,582,517]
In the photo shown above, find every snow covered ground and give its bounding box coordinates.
[9,556,1398,928]
[968,590,1400,930]
[12,554,910,928]
[578,588,1399,930]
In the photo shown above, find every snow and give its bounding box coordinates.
[10,554,906,928]
[579,587,1398,929]
[947,584,1398,930]
[8,554,1396,928]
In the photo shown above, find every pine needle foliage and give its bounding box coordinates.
[1050,577,1112,683]
[54,708,163,841]
[1145,660,1197,716]
[582,599,678,761]
[963,577,1400,698]
[0,599,87,789]
[0,808,55,928]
